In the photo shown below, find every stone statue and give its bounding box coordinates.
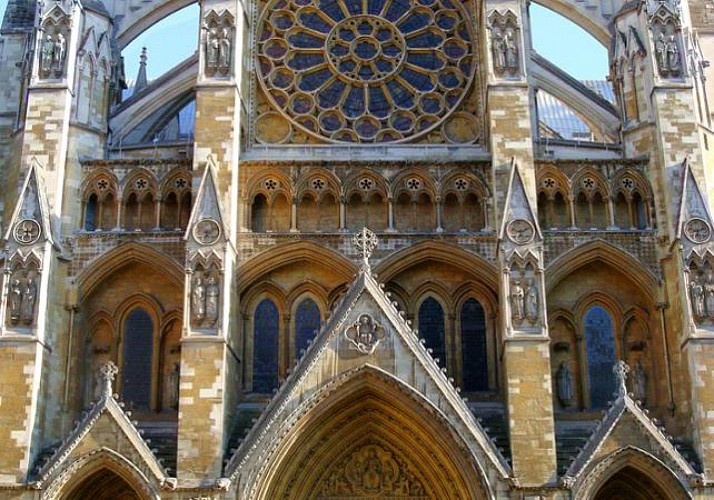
[206,275,220,323]
[53,33,66,71]
[21,276,37,325]
[218,27,231,69]
[705,278,714,318]
[633,360,647,405]
[192,276,206,323]
[510,279,524,321]
[167,362,180,409]
[9,278,22,323]
[491,28,506,71]
[504,28,518,71]
[556,361,574,408]
[345,314,384,354]
[206,27,219,70]
[525,279,538,322]
[691,278,705,318]
[655,33,668,74]
[666,35,680,73]
[41,35,55,73]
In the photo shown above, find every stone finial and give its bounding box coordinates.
[98,361,118,399]
[352,227,378,271]
[613,360,630,397]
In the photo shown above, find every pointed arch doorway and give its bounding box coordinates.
[61,467,141,500]
[592,466,687,500]
[255,368,490,499]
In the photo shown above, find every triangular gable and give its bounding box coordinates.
[185,156,227,244]
[498,159,542,244]
[4,159,55,247]
[562,362,695,488]
[676,160,714,246]
[33,363,173,493]
[225,258,510,495]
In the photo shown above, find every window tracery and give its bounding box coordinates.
[254,0,477,143]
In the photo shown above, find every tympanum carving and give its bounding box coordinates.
[344,314,385,354]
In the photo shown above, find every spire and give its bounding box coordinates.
[133,47,148,95]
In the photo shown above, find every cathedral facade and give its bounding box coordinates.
[0,0,714,497]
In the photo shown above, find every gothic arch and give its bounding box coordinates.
[76,243,184,301]
[44,448,160,500]
[530,0,610,47]
[545,240,659,303]
[573,447,691,500]
[375,241,499,290]
[242,366,492,499]
[237,241,357,293]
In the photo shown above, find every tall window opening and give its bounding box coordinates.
[419,297,446,368]
[461,298,488,391]
[121,308,154,410]
[294,298,321,357]
[584,305,617,408]
[253,299,279,392]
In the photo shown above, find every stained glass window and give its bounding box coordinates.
[253,299,279,393]
[295,298,321,357]
[419,297,446,368]
[121,308,153,410]
[584,306,617,408]
[84,194,97,231]
[461,298,488,392]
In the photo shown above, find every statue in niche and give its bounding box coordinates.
[167,362,180,409]
[41,35,55,72]
[654,27,681,76]
[510,279,525,321]
[8,278,22,324]
[556,361,574,408]
[633,360,647,405]
[705,275,714,317]
[206,274,220,324]
[191,275,206,323]
[53,33,66,70]
[504,28,518,70]
[218,28,231,69]
[206,27,220,70]
[525,279,539,322]
[666,35,680,73]
[655,33,668,73]
[691,278,705,319]
[491,27,506,72]
[21,276,37,325]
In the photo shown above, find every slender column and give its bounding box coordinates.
[435,197,443,232]
[290,197,298,232]
[339,196,347,231]
[387,197,395,232]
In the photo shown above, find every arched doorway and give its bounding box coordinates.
[253,368,489,499]
[62,467,140,500]
[592,466,685,500]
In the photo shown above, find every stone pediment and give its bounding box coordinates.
[676,160,714,252]
[33,364,173,497]
[224,234,510,497]
[499,159,542,251]
[4,159,56,249]
[185,155,228,247]
[562,362,697,493]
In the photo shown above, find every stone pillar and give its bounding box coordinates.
[487,0,557,485]
[176,0,244,484]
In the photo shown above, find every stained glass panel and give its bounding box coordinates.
[419,297,446,369]
[121,308,153,410]
[584,306,617,408]
[461,299,488,392]
[253,299,279,393]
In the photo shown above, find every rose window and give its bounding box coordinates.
[256,0,475,143]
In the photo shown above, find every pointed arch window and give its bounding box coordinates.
[461,298,488,391]
[253,299,279,393]
[121,308,154,410]
[84,193,98,231]
[419,297,446,368]
[584,305,617,408]
[295,298,320,358]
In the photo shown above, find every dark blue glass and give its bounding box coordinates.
[121,308,153,410]
[419,297,446,368]
[85,194,97,231]
[295,299,321,357]
[461,299,488,392]
[584,306,617,408]
[253,299,279,393]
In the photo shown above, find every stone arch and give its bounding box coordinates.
[116,0,197,49]
[545,240,659,303]
[45,448,160,500]
[530,0,610,47]
[76,243,184,301]
[237,241,357,293]
[375,241,499,290]
[573,447,691,500]
[243,366,492,499]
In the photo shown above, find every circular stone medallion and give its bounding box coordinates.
[193,219,222,245]
[506,219,535,245]
[13,219,41,245]
[684,217,711,244]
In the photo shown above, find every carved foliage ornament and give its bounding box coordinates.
[344,314,385,354]
[193,218,221,245]
[13,219,41,245]
[255,0,476,143]
[506,218,534,244]
[684,218,711,244]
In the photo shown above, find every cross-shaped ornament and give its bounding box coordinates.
[98,361,118,399]
[353,227,378,271]
[613,360,630,398]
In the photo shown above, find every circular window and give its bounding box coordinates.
[256,0,475,143]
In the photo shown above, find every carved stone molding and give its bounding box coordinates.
[344,314,385,354]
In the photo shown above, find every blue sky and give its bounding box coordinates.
[0,0,609,81]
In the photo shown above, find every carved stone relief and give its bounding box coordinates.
[13,219,41,245]
[556,361,575,408]
[6,262,39,327]
[684,218,711,244]
[509,261,540,328]
[193,218,221,245]
[203,11,234,77]
[489,11,520,77]
[39,7,71,79]
[649,4,683,78]
[190,264,221,328]
[344,314,385,354]
[317,443,428,499]
[506,219,535,245]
